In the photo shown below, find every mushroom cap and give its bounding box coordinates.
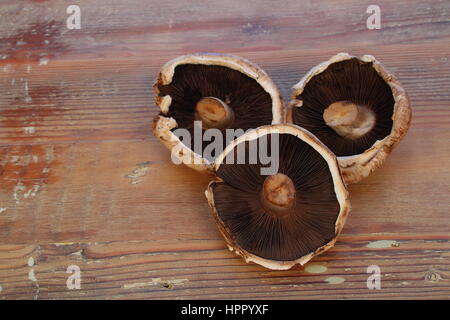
[287,53,411,184]
[153,53,284,173]
[205,124,350,270]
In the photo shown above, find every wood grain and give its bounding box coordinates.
[0,0,449,299]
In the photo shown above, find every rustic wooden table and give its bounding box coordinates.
[0,0,449,300]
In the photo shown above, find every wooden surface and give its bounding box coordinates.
[0,0,449,300]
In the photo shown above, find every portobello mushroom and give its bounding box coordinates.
[205,124,350,270]
[288,53,411,184]
[153,53,284,173]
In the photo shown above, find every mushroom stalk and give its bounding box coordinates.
[195,97,234,130]
[261,173,296,218]
[323,101,376,140]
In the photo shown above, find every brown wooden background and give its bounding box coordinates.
[0,0,449,299]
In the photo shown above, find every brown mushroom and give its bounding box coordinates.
[205,124,350,270]
[153,53,284,173]
[287,53,411,184]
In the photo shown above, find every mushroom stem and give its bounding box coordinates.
[323,101,376,140]
[261,173,296,218]
[195,97,234,130]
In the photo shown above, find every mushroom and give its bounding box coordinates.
[153,53,284,173]
[205,124,350,270]
[287,53,411,184]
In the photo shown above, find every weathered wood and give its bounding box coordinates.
[0,238,449,299]
[0,0,449,299]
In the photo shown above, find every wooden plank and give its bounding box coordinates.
[1,0,449,299]
[0,128,449,243]
[0,237,449,299]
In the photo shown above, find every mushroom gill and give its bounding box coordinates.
[205,125,350,269]
[158,63,275,131]
[290,57,395,156]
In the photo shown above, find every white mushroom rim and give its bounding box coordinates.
[207,123,351,270]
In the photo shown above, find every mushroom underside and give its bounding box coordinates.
[157,64,275,159]
[292,58,395,156]
[211,133,341,262]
